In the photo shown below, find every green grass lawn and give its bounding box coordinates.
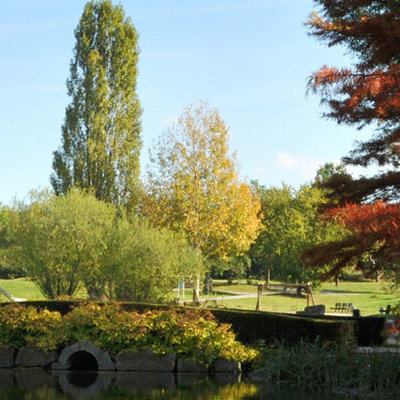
[203,280,399,316]
[0,278,89,302]
[0,278,45,301]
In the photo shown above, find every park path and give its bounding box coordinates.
[180,290,286,304]
[180,288,364,305]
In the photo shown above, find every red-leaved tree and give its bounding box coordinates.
[303,1,400,279]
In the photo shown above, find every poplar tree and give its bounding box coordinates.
[51,0,142,207]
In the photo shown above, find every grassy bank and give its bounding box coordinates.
[252,342,400,398]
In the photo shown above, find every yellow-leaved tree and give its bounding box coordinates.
[143,102,262,267]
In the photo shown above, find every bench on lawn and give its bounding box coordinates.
[331,302,353,313]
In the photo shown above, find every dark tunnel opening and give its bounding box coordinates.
[68,350,99,371]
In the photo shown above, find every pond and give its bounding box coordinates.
[0,369,355,399]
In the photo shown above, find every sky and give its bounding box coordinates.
[0,0,372,205]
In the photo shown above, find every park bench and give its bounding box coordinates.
[331,302,353,313]
[379,305,392,314]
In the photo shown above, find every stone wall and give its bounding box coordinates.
[0,341,240,373]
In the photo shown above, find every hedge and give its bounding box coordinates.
[210,309,357,346]
[0,301,386,346]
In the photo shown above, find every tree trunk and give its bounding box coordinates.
[192,275,200,304]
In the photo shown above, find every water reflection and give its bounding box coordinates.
[0,369,354,399]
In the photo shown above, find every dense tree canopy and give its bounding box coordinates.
[308,0,400,203]
[303,201,400,279]
[51,0,142,207]
[249,183,345,283]
[6,190,203,300]
[103,216,204,302]
[143,102,262,264]
[304,0,400,277]
[7,190,116,298]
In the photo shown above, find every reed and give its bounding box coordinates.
[252,341,400,398]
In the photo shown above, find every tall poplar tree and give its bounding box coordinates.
[51,0,142,207]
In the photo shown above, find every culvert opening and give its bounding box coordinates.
[68,351,99,371]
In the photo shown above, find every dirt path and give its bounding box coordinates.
[181,290,286,304]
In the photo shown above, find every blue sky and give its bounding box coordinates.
[0,0,370,205]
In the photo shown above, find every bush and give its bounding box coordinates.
[357,316,386,346]
[0,264,26,279]
[103,217,204,302]
[7,190,115,298]
[6,190,204,301]
[0,304,62,351]
[0,303,258,366]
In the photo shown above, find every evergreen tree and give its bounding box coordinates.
[308,1,400,204]
[303,1,400,278]
[51,0,141,207]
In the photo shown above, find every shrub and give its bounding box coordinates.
[0,304,62,351]
[62,303,152,353]
[0,303,257,366]
[6,190,204,301]
[7,190,115,299]
[103,217,204,302]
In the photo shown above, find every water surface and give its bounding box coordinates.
[0,369,357,399]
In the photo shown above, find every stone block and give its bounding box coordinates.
[177,358,208,373]
[0,369,14,389]
[116,349,176,371]
[0,345,15,368]
[211,358,241,373]
[303,304,326,316]
[16,346,58,367]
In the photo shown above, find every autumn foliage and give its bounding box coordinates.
[0,303,258,365]
[302,201,400,278]
[304,1,400,277]
[308,1,400,128]
[143,103,262,263]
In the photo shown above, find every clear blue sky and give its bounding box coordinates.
[0,0,369,205]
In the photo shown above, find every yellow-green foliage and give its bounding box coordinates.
[0,303,258,365]
[0,305,62,351]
